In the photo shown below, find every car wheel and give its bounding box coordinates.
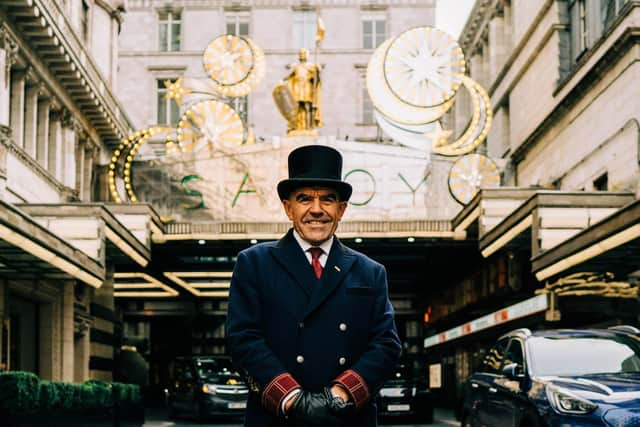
[520,409,543,427]
[197,402,208,421]
[167,402,178,419]
[421,406,434,424]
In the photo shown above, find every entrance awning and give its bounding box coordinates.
[532,198,640,281]
[0,201,103,287]
[18,204,153,269]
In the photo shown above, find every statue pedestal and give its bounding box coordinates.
[287,129,319,137]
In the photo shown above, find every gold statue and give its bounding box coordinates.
[273,48,322,135]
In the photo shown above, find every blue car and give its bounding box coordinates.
[461,326,640,426]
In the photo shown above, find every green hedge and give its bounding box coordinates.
[0,372,141,415]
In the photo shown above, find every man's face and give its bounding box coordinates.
[282,186,347,245]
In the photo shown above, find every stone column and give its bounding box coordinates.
[48,109,63,179]
[61,281,75,382]
[0,30,18,127]
[61,113,78,188]
[75,138,86,199]
[36,96,51,168]
[23,81,39,157]
[9,70,25,148]
[0,279,6,371]
[0,126,8,198]
[83,145,94,201]
[489,11,508,82]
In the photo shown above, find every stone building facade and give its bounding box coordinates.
[117,0,436,142]
[0,0,159,383]
[424,0,640,405]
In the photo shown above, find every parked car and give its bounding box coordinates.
[460,326,640,427]
[167,355,248,420]
[376,362,434,423]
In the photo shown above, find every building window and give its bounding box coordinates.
[361,85,375,124]
[226,13,250,36]
[293,10,317,50]
[231,96,249,124]
[157,79,180,125]
[159,11,181,52]
[81,0,90,43]
[593,173,608,191]
[601,0,627,29]
[570,0,628,62]
[362,13,386,49]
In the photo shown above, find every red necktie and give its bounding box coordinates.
[308,247,323,279]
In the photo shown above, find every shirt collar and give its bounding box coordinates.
[292,229,334,255]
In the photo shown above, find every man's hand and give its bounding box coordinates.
[287,388,353,427]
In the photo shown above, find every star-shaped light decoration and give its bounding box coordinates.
[164,77,191,105]
[425,121,453,148]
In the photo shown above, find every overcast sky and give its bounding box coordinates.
[435,0,476,39]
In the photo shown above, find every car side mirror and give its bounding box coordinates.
[501,363,524,380]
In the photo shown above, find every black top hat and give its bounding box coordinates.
[277,145,353,201]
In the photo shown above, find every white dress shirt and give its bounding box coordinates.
[292,229,333,267]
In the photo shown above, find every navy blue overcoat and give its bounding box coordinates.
[226,229,401,427]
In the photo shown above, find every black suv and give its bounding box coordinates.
[376,362,434,423]
[460,326,640,427]
[167,355,248,420]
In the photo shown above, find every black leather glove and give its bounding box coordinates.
[287,388,353,427]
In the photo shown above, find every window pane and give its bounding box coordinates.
[293,11,316,50]
[226,22,235,35]
[375,20,385,34]
[363,21,372,34]
[157,90,166,124]
[159,24,168,51]
[363,33,373,49]
[172,23,181,51]
[170,101,180,124]
[239,22,249,36]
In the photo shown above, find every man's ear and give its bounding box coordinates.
[282,199,293,220]
[337,201,347,221]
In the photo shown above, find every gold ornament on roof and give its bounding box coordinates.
[366,26,493,159]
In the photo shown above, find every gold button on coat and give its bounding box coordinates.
[339,323,347,331]
[296,355,304,364]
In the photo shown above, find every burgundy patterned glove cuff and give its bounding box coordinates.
[261,373,301,416]
[334,369,369,411]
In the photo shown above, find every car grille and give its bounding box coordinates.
[215,385,249,402]
[604,408,640,427]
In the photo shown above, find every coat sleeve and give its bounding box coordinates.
[226,251,300,416]
[333,265,401,411]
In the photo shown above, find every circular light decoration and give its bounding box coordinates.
[109,126,177,203]
[431,76,493,156]
[177,100,245,153]
[448,153,500,205]
[202,34,266,97]
[367,39,455,125]
[384,26,465,108]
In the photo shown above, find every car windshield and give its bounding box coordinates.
[528,336,640,377]
[195,359,239,379]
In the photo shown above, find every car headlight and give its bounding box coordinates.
[202,384,217,395]
[379,387,405,397]
[546,384,597,414]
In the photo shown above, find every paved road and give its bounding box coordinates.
[143,408,459,427]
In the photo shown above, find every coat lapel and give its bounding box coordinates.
[268,229,314,297]
[303,238,357,319]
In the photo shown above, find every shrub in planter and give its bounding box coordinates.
[0,371,40,414]
[81,380,113,409]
